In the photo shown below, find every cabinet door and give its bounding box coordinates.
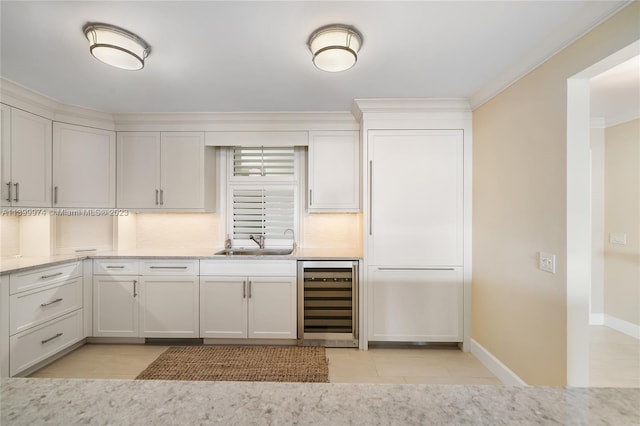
[0,104,10,207]
[160,132,204,209]
[368,130,463,266]
[10,108,52,207]
[199,277,247,338]
[139,276,199,338]
[92,275,139,337]
[368,267,463,342]
[308,131,359,212]
[117,132,161,209]
[248,276,297,339]
[53,123,116,208]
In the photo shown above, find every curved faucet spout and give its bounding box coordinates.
[249,234,265,249]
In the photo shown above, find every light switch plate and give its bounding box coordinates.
[609,233,627,245]
[539,252,556,273]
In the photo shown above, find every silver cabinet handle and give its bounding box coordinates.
[149,266,188,270]
[75,249,97,253]
[54,186,58,204]
[369,160,373,235]
[160,189,164,206]
[309,189,312,206]
[5,182,11,202]
[14,182,19,202]
[155,189,159,206]
[248,280,252,298]
[243,280,246,299]
[41,272,63,280]
[41,298,63,307]
[133,280,138,297]
[41,333,63,344]
[106,265,125,269]
[377,267,456,271]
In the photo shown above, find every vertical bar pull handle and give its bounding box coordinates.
[5,182,11,202]
[248,281,252,298]
[243,280,247,299]
[54,186,58,204]
[369,160,373,235]
[133,280,138,297]
[309,189,312,206]
[155,189,159,206]
[14,182,19,202]
[160,189,164,206]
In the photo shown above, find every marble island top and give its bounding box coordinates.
[2,378,639,425]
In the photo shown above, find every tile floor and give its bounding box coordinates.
[589,325,640,388]
[29,325,638,387]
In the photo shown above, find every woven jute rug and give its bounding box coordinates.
[135,345,329,383]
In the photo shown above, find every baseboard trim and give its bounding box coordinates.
[604,315,640,340]
[470,339,527,386]
[590,313,605,325]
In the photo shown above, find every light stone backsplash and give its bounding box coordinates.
[0,216,20,257]
[135,213,223,249]
[302,213,362,250]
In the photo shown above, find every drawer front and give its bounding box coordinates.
[140,260,199,276]
[10,310,83,376]
[10,262,81,295]
[200,260,296,276]
[94,259,139,275]
[10,276,83,335]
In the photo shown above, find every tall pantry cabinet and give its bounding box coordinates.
[353,99,472,351]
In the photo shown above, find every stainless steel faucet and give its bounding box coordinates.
[249,234,265,249]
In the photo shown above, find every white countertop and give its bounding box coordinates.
[0,247,363,275]
[2,378,639,425]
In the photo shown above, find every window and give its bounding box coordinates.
[233,146,295,177]
[227,146,298,247]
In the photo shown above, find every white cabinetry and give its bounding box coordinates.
[92,259,198,338]
[356,99,471,349]
[117,132,214,211]
[5,261,84,376]
[52,122,116,208]
[1,106,52,207]
[308,131,360,212]
[200,260,297,340]
[368,267,463,342]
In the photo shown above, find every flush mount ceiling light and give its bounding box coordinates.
[83,23,151,70]
[308,24,363,72]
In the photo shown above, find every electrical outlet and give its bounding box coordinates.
[539,252,556,273]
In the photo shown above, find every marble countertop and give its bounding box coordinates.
[0,247,363,275]
[2,378,639,425]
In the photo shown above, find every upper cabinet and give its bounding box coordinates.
[1,106,52,207]
[117,131,215,211]
[307,131,360,212]
[52,122,116,208]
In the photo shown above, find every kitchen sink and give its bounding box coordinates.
[214,248,293,256]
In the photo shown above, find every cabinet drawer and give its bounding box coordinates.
[140,260,198,276]
[10,310,83,376]
[10,262,81,295]
[10,276,83,335]
[200,260,296,276]
[94,259,139,275]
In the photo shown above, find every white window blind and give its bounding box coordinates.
[232,187,295,241]
[233,146,295,177]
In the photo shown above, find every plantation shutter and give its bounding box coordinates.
[232,188,295,241]
[233,146,295,177]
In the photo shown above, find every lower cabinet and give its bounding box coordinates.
[200,276,297,339]
[92,259,199,338]
[139,276,199,338]
[368,267,463,342]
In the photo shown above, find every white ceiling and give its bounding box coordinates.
[0,1,631,113]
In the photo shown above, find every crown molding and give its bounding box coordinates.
[112,111,359,132]
[352,98,471,120]
[590,117,606,129]
[469,1,633,110]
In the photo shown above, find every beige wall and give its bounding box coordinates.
[604,118,640,326]
[591,127,606,317]
[472,3,640,385]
